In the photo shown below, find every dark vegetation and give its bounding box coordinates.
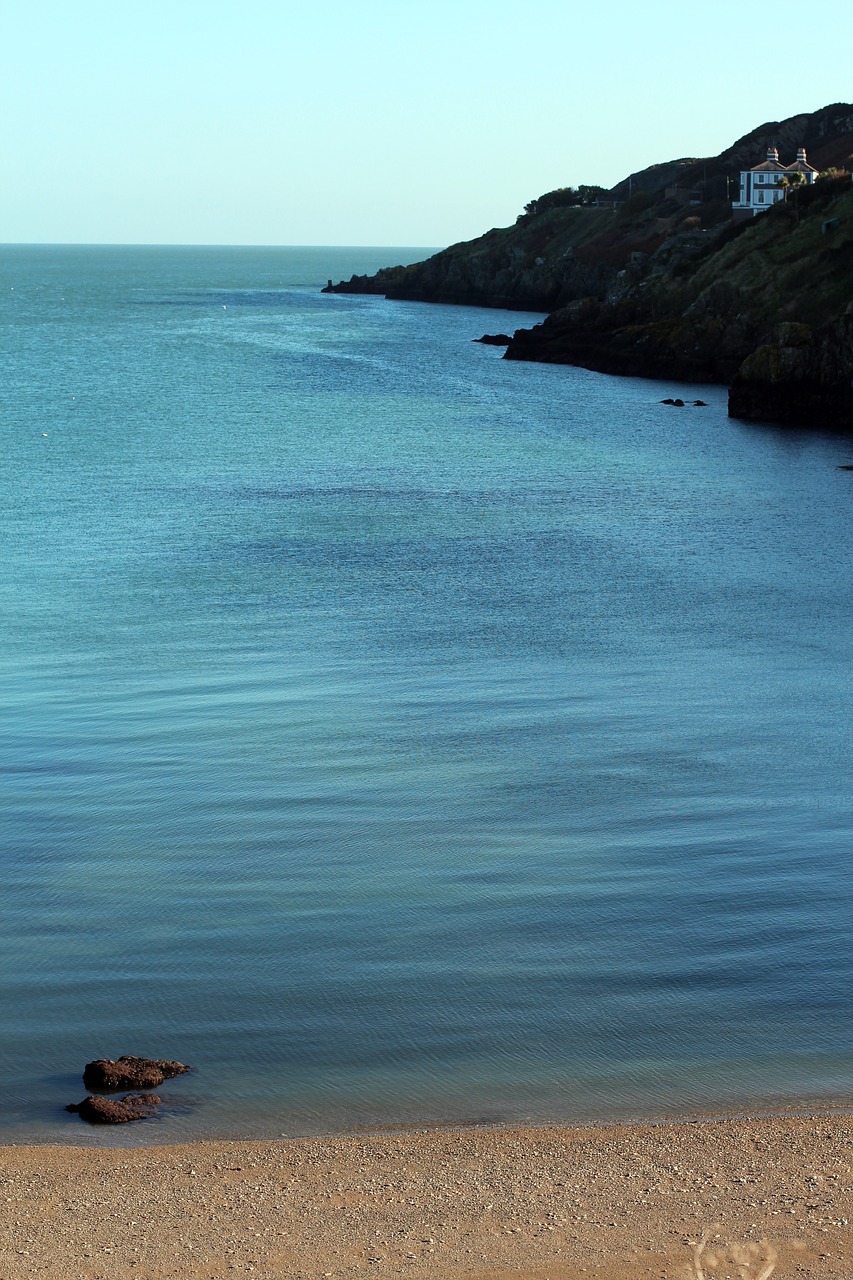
[519,185,608,219]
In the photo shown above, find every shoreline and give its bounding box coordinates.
[2,1111,850,1279]
[6,1091,852,1156]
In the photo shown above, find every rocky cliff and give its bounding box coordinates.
[728,314,853,427]
[324,104,853,429]
[506,176,853,428]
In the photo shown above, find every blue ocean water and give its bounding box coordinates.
[1,244,851,1145]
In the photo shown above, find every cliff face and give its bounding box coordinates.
[324,104,853,430]
[728,315,853,427]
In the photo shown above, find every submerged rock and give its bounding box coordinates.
[83,1055,190,1091]
[473,333,512,346]
[67,1093,161,1124]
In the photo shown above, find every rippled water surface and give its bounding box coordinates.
[1,245,851,1144]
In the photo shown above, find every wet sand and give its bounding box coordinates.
[1,1113,851,1279]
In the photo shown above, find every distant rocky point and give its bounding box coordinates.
[324,104,853,430]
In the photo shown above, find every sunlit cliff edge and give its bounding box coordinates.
[324,105,853,429]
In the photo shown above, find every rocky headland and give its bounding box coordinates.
[324,104,853,430]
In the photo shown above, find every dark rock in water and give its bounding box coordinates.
[661,398,676,404]
[67,1093,161,1124]
[837,464,853,470]
[83,1056,190,1091]
[693,400,708,406]
[661,398,685,407]
[473,333,512,346]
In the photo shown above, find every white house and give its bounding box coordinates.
[732,146,818,217]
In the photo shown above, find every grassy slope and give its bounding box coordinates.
[670,187,853,328]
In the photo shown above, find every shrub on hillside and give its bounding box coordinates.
[796,172,852,211]
[616,191,654,221]
[521,185,608,218]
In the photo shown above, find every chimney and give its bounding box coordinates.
[767,146,780,162]
[797,146,808,163]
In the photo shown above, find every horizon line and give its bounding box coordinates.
[0,241,442,251]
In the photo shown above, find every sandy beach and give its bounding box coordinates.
[1,1113,850,1280]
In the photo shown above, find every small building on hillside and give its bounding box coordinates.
[732,146,818,218]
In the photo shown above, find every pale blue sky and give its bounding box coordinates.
[4,0,852,245]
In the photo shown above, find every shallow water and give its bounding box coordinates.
[1,245,851,1145]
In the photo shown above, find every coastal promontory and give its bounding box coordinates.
[324,104,853,429]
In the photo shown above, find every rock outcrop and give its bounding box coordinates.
[83,1056,190,1091]
[729,315,853,427]
[66,1093,162,1124]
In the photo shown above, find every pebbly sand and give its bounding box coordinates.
[0,1113,851,1280]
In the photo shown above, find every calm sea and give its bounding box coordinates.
[1,245,851,1145]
